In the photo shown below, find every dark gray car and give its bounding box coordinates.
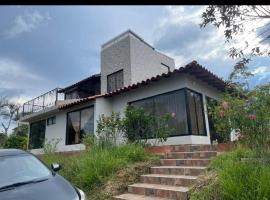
[0,149,85,200]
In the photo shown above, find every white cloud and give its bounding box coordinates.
[4,10,51,38]
[252,66,270,81]
[0,57,46,104]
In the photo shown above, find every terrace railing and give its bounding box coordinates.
[22,88,64,117]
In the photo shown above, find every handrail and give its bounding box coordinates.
[22,88,64,117]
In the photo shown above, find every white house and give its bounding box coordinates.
[19,30,230,154]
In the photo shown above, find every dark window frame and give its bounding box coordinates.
[29,120,46,149]
[186,89,207,136]
[47,116,56,126]
[128,87,207,138]
[107,69,124,93]
[65,105,94,145]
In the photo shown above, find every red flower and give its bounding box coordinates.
[171,112,176,118]
[248,113,256,120]
[219,111,225,117]
[222,101,229,110]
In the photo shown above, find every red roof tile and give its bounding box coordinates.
[58,60,232,110]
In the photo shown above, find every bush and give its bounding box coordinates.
[209,83,270,155]
[1,133,28,150]
[96,112,123,146]
[122,105,174,145]
[190,147,270,200]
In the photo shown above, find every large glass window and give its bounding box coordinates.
[66,106,94,145]
[131,89,189,137]
[29,120,46,149]
[130,88,206,138]
[107,70,124,93]
[186,90,206,136]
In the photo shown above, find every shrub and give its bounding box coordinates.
[209,83,270,155]
[1,133,28,150]
[43,138,62,154]
[96,112,123,146]
[122,105,174,145]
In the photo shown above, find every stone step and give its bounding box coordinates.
[141,174,197,187]
[160,159,211,167]
[128,183,189,200]
[151,166,206,176]
[172,145,217,152]
[114,193,169,200]
[167,151,217,159]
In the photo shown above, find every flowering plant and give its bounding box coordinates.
[208,83,270,154]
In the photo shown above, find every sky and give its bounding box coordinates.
[0,5,269,106]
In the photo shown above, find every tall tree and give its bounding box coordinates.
[200,5,270,87]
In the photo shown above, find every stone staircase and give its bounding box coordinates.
[114,144,217,200]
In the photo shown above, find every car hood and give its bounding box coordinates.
[0,174,79,200]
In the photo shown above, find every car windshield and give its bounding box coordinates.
[0,154,51,188]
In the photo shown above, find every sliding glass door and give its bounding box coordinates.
[29,120,46,149]
[66,106,94,145]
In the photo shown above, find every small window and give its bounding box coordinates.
[47,116,56,126]
[107,70,124,93]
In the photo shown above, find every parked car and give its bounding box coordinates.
[0,149,85,200]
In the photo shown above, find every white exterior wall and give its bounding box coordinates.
[30,101,95,154]
[129,35,175,84]
[98,73,222,146]
[100,31,175,93]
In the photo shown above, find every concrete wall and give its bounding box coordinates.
[129,35,175,84]
[101,35,131,94]
[100,31,175,94]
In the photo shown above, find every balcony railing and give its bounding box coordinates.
[22,88,64,117]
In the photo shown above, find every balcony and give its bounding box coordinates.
[22,88,65,117]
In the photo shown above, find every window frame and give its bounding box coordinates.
[65,105,94,145]
[128,87,207,137]
[29,120,46,149]
[47,116,56,126]
[185,88,207,136]
[107,69,124,93]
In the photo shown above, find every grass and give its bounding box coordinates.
[190,146,270,200]
[40,143,158,197]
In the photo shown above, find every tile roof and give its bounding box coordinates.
[58,60,232,110]
[58,73,101,93]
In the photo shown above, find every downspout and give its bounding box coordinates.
[161,62,171,73]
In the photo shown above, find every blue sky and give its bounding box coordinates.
[0,5,269,105]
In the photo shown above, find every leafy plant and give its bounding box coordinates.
[81,134,96,150]
[43,138,62,154]
[1,133,28,150]
[208,83,270,156]
[96,112,123,146]
[122,105,174,145]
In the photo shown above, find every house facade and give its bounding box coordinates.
[19,30,229,154]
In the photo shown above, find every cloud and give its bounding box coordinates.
[252,66,270,81]
[152,6,234,79]
[0,57,46,104]
[4,10,51,38]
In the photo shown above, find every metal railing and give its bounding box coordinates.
[22,88,64,117]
